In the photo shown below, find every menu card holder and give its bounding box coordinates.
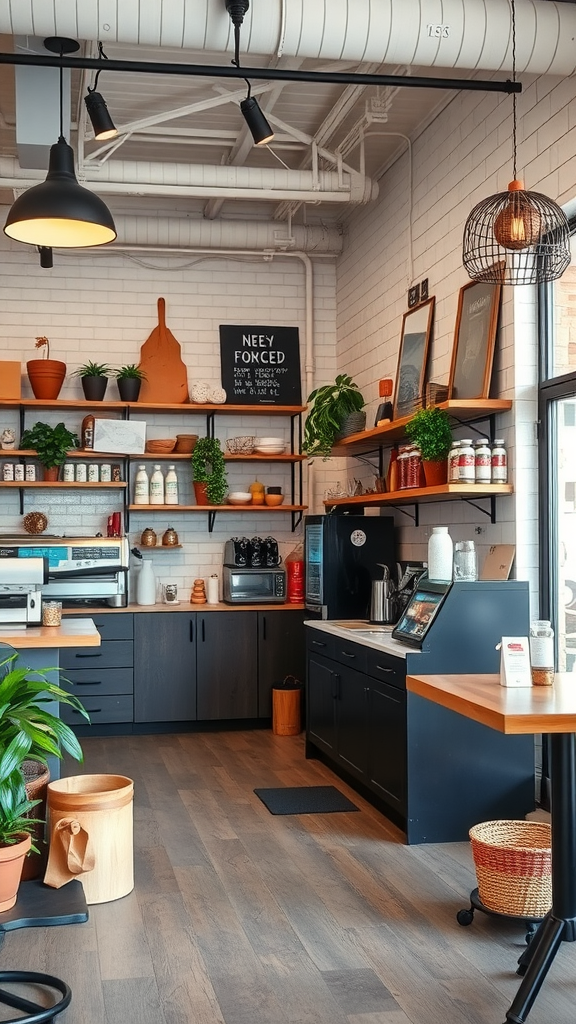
[499,637,532,687]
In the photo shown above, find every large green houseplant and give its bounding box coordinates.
[20,421,79,480]
[405,406,453,486]
[0,653,89,909]
[191,437,228,504]
[302,374,366,459]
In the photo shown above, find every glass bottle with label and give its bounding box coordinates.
[491,439,508,483]
[150,464,164,504]
[448,441,461,482]
[457,439,475,482]
[164,464,178,504]
[474,438,491,483]
[134,464,149,504]
[529,620,554,686]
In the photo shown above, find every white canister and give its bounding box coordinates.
[14,464,25,481]
[136,558,156,606]
[427,526,453,583]
[2,463,14,481]
[63,463,75,482]
[88,463,99,482]
[207,574,219,605]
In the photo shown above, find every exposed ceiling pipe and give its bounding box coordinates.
[0,0,574,76]
[0,157,377,205]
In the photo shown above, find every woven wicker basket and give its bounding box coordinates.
[469,819,552,918]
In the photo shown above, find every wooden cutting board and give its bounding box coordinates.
[138,297,190,404]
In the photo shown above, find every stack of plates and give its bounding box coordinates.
[254,436,286,455]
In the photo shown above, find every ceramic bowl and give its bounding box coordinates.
[228,492,252,505]
[264,493,284,506]
[255,437,285,446]
[255,445,286,455]
[226,436,255,454]
[146,438,176,453]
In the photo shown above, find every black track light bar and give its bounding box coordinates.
[0,50,522,95]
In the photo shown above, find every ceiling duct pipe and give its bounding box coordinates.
[1,0,575,77]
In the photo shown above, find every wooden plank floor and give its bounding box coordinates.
[2,729,574,1024]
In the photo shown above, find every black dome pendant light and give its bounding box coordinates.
[3,37,116,249]
[225,0,274,146]
[462,0,569,285]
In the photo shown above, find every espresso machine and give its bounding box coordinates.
[0,557,46,626]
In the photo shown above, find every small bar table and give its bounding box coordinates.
[406,672,576,1024]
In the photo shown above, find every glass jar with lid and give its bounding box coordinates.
[474,439,491,483]
[491,439,508,483]
[448,440,461,482]
[457,439,475,482]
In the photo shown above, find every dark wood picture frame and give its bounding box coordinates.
[393,297,435,419]
[448,280,502,400]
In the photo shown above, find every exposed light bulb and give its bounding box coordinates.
[493,180,542,250]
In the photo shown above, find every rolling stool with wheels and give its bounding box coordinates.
[457,886,543,943]
[0,971,71,1023]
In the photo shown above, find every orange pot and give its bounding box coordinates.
[42,466,60,482]
[26,359,66,400]
[0,833,32,912]
[193,481,209,505]
[423,458,448,487]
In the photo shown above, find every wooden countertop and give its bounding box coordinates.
[406,672,576,734]
[63,602,305,614]
[0,617,101,649]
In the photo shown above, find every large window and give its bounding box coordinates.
[539,229,576,672]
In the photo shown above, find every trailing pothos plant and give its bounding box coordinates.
[191,436,228,504]
[302,374,365,459]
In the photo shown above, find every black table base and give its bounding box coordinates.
[504,733,576,1023]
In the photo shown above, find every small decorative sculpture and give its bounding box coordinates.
[190,578,207,604]
[1,428,16,450]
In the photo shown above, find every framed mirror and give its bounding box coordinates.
[393,297,435,419]
[448,280,501,399]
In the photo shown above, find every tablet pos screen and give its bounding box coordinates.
[391,579,451,648]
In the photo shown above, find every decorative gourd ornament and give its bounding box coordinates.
[191,578,207,604]
[249,479,265,505]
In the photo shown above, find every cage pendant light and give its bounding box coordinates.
[462,0,570,285]
[3,37,116,249]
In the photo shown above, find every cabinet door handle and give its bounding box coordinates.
[189,619,194,643]
[331,672,340,699]
[74,680,103,686]
[201,619,205,642]
[262,615,267,641]
[74,652,102,659]
[311,639,326,648]
[71,707,100,714]
[376,665,394,674]
[341,650,356,659]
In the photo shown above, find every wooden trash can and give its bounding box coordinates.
[45,774,134,905]
[272,678,302,735]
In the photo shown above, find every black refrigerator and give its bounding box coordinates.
[304,514,396,619]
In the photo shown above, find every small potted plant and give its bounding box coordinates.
[405,406,453,486]
[113,364,147,402]
[20,420,79,480]
[191,437,228,505]
[26,336,67,401]
[71,361,112,401]
[302,374,366,460]
[0,653,89,910]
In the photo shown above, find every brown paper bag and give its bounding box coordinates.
[43,817,95,889]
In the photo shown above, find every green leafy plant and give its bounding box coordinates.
[302,374,365,459]
[405,406,453,461]
[113,364,147,381]
[0,654,89,848]
[71,361,112,378]
[191,437,228,504]
[20,421,79,469]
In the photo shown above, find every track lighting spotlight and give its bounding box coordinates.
[38,246,53,269]
[84,42,118,141]
[225,0,275,146]
[3,37,116,249]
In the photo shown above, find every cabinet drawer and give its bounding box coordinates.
[306,631,367,673]
[63,613,134,641]
[306,630,338,660]
[366,648,405,689]
[60,640,133,670]
[61,668,133,696]
[60,695,133,724]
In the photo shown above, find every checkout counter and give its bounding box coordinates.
[305,579,535,843]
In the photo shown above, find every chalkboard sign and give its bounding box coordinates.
[219,325,302,405]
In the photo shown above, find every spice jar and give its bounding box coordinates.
[140,527,157,547]
[530,620,554,686]
[162,526,179,546]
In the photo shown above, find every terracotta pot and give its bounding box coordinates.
[0,833,32,912]
[423,458,448,487]
[81,377,108,401]
[26,359,66,400]
[193,481,209,505]
[42,465,60,481]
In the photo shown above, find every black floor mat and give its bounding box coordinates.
[254,785,359,815]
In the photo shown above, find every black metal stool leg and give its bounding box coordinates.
[505,915,565,1023]
[0,971,71,1024]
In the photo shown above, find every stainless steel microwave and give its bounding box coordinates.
[222,566,286,604]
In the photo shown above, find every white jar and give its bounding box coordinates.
[3,462,14,481]
[164,464,178,504]
[427,526,453,583]
[491,439,508,483]
[100,463,111,482]
[150,464,164,504]
[75,463,87,482]
[88,463,99,482]
[448,441,461,482]
[63,463,75,482]
[474,439,491,483]
[457,439,475,482]
[136,558,156,606]
[134,464,149,504]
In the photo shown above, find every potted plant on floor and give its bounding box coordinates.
[113,364,147,402]
[26,336,67,401]
[71,361,112,401]
[191,437,228,504]
[302,374,366,459]
[0,652,89,909]
[405,406,453,486]
[20,420,79,480]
